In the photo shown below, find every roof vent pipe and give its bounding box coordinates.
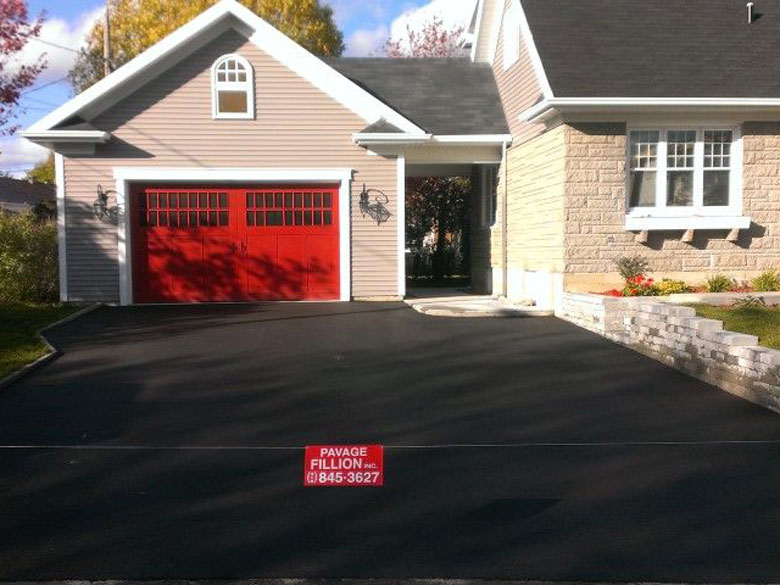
[747,2,755,23]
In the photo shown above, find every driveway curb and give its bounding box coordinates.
[0,304,101,390]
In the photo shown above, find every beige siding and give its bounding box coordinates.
[563,122,780,292]
[63,30,398,302]
[492,0,546,143]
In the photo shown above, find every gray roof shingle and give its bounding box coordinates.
[327,58,510,135]
[523,0,780,98]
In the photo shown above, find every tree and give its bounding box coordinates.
[70,0,344,92]
[386,16,470,281]
[25,153,54,184]
[385,15,465,59]
[0,0,45,137]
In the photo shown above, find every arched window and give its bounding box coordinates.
[212,54,254,119]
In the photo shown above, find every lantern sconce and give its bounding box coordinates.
[359,184,392,225]
[93,184,118,223]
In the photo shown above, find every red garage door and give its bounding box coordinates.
[131,185,340,303]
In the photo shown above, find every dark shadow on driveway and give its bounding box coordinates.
[1,303,779,581]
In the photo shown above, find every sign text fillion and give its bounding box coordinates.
[304,445,384,487]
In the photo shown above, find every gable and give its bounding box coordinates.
[26,0,423,137]
[90,30,375,158]
[492,0,546,138]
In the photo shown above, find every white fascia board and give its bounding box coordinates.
[625,215,752,231]
[469,0,485,62]
[354,133,433,145]
[354,134,511,147]
[113,167,353,183]
[433,135,513,144]
[522,97,780,122]
[27,0,425,136]
[487,0,504,65]
[21,130,111,144]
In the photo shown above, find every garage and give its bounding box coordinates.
[130,184,340,303]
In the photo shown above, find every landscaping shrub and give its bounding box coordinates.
[751,269,780,292]
[705,273,738,293]
[0,212,58,303]
[655,278,691,296]
[615,255,650,281]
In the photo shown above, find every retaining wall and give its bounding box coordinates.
[558,293,780,414]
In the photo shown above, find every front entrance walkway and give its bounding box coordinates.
[405,288,549,317]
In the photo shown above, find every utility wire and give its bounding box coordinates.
[20,76,69,95]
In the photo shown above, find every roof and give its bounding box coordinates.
[0,177,55,212]
[327,58,510,135]
[25,0,425,138]
[522,0,780,98]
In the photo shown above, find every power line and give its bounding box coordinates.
[23,32,113,65]
[20,76,69,95]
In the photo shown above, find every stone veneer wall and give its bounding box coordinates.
[491,124,567,305]
[559,293,780,414]
[562,122,780,294]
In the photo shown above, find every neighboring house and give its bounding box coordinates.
[22,0,780,308]
[0,177,55,217]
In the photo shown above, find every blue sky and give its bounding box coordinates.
[1,0,474,176]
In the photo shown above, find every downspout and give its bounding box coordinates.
[501,139,509,299]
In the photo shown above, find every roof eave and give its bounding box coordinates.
[21,130,112,144]
[520,97,780,123]
[354,133,512,146]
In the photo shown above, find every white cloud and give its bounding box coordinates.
[12,7,103,84]
[0,136,49,177]
[345,25,390,57]
[328,0,386,28]
[389,0,476,46]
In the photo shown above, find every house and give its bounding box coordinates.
[22,0,780,308]
[0,177,55,217]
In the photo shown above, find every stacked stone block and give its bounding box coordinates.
[558,293,780,414]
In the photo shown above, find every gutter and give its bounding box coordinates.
[21,130,111,144]
[520,97,780,124]
[353,133,513,147]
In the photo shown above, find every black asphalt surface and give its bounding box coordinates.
[1,302,780,581]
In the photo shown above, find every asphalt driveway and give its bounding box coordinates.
[1,302,780,581]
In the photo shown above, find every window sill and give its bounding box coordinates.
[625,215,752,231]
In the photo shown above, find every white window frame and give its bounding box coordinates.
[211,54,255,120]
[625,125,744,223]
[503,4,521,71]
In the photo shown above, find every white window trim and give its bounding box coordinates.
[211,53,255,120]
[502,3,520,71]
[54,153,68,301]
[625,125,746,228]
[113,167,353,305]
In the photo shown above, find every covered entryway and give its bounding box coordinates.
[131,184,340,303]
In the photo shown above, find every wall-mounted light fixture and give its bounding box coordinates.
[93,184,118,223]
[359,184,392,225]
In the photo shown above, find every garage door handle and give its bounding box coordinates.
[241,241,247,253]
[230,242,238,254]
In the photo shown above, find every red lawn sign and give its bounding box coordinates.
[304,445,384,487]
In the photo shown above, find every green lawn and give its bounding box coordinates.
[691,304,780,350]
[0,303,83,380]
